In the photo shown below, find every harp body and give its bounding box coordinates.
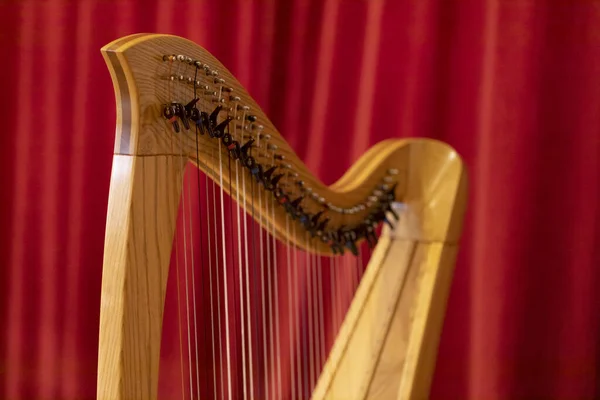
[98,34,467,399]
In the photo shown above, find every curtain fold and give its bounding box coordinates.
[1,0,599,398]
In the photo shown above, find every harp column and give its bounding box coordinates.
[98,154,183,399]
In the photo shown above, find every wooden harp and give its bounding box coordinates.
[98,34,467,400]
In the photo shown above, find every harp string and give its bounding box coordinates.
[218,139,233,400]
[314,238,322,385]
[250,176,260,400]
[233,108,248,400]
[205,155,218,400]
[190,64,209,400]
[285,215,296,400]
[241,167,254,398]
[317,249,326,371]
[174,59,195,399]
[211,144,225,398]
[292,223,302,398]
[166,58,187,399]
[270,175,282,397]
[305,232,315,392]
[265,191,274,399]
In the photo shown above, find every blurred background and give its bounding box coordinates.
[1,0,599,399]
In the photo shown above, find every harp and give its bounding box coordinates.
[97,34,467,400]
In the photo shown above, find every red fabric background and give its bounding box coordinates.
[1,0,600,399]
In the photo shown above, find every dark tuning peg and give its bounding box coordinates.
[213,117,232,138]
[263,166,277,190]
[263,166,277,180]
[173,103,189,130]
[291,196,304,208]
[222,134,240,159]
[240,139,255,159]
[184,98,199,115]
[270,173,284,187]
[163,104,180,133]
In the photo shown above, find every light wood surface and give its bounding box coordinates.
[98,33,468,400]
[98,154,182,399]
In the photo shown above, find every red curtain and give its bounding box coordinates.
[1,0,599,399]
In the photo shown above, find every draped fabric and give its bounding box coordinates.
[1,0,599,398]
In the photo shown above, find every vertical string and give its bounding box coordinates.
[285,215,295,400]
[305,233,315,392]
[211,146,224,398]
[315,247,325,375]
[311,240,320,386]
[293,224,303,398]
[189,65,204,400]
[166,58,187,400]
[234,142,248,399]
[227,155,241,398]
[175,61,194,399]
[241,170,254,398]
[205,155,218,399]
[250,177,261,399]
[218,140,233,400]
[265,194,275,398]
[270,183,282,397]
[301,237,309,398]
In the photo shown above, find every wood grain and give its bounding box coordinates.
[97,154,182,400]
[101,33,466,253]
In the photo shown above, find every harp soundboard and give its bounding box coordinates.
[98,33,467,400]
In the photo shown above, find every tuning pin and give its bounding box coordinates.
[240,139,255,158]
[243,155,256,169]
[342,230,359,256]
[250,164,264,183]
[213,117,232,138]
[184,98,199,115]
[311,211,324,226]
[270,173,284,187]
[327,232,344,255]
[197,111,209,135]
[173,103,190,130]
[163,104,180,133]
[189,107,200,126]
[298,213,309,226]
[291,196,304,208]
[222,134,240,159]
[209,105,222,129]
[316,217,329,233]
[345,240,359,256]
[365,225,378,248]
[262,166,278,190]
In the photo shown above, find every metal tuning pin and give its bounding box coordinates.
[327,231,344,255]
[290,196,304,208]
[213,117,233,138]
[250,164,264,183]
[163,104,180,133]
[262,166,277,190]
[270,173,284,187]
[310,211,324,227]
[240,138,255,159]
[342,229,359,256]
[274,188,289,205]
[365,223,378,248]
[207,105,222,136]
[222,134,240,159]
[172,103,189,130]
[184,98,199,115]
